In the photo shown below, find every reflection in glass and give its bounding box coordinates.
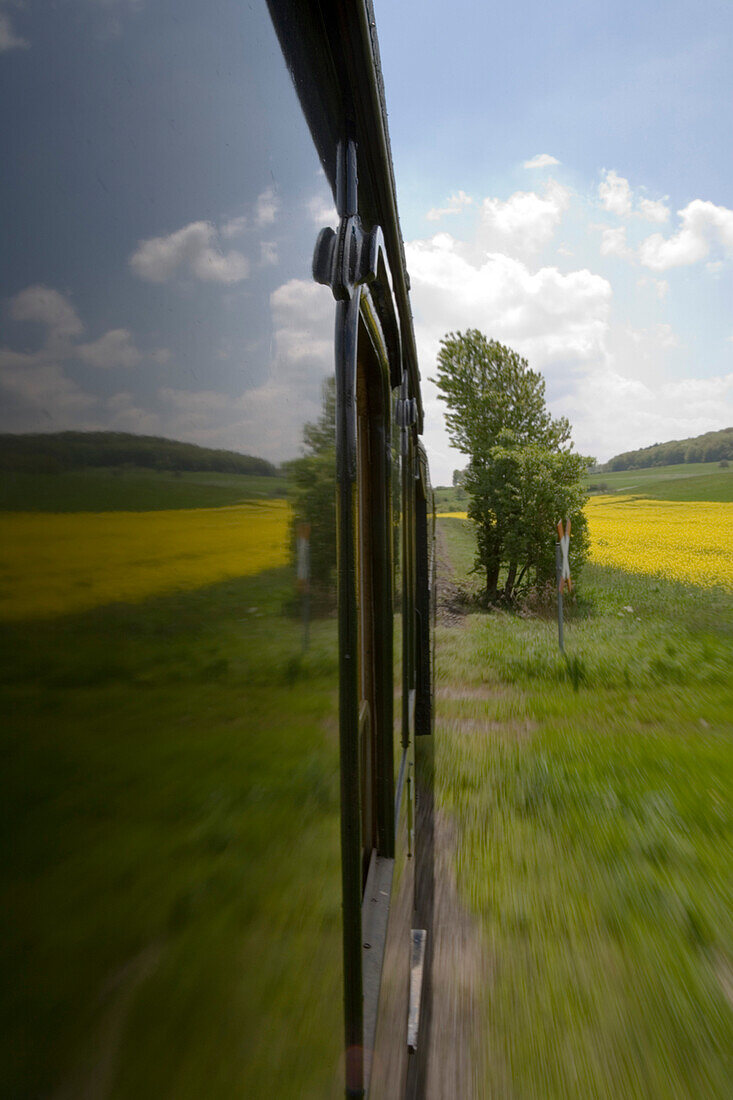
[392,396,404,783]
[1,3,341,1095]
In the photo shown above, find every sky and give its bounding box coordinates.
[374,0,733,481]
[0,0,731,485]
[0,0,337,464]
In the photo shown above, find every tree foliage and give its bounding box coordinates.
[434,330,592,602]
[603,426,733,471]
[286,378,336,603]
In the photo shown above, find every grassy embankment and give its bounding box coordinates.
[435,502,733,1098]
[0,470,342,1099]
[587,460,733,502]
[436,459,733,512]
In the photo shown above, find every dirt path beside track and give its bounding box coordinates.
[423,524,491,1098]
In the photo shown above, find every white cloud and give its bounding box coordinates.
[268,278,333,387]
[637,197,670,224]
[221,214,248,239]
[639,199,733,271]
[476,180,570,258]
[426,190,474,221]
[106,391,161,434]
[255,186,279,227]
[0,285,166,433]
[78,328,141,368]
[639,228,706,270]
[403,230,612,481]
[565,369,733,463]
[0,12,29,51]
[1,274,335,459]
[408,167,732,480]
[8,285,83,339]
[0,361,96,431]
[600,226,631,258]
[129,221,250,284]
[523,154,560,169]
[307,195,338,227]
[654,322,678,348]
[598,170,633,217]
[260,241,278,266]
[406,235,611,367]
[157,278,334,463]
[598,170,669,226]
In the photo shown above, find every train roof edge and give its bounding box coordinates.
[266,0,424,433]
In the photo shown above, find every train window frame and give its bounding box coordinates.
[267,0,436,1084]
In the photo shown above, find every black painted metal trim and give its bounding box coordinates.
[267,0,421,425]
[334,291,364,1097]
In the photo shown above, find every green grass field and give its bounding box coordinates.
[0,564,343,1097]
[436,517,733,1097]
[434,484,470,512]
[587,461,733,501]
[436,460,733,510]
[4,459,731,1097]
[0,467,288,512]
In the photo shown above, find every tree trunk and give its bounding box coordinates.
[514,562,529,591]
[486,559,500,601]
[503,560,517,600]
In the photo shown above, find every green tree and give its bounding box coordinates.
[433,330,592,601]
[286,378,337,604]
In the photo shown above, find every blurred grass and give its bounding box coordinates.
[436,517,733,1098]
[0,569,342,1099]
[439,514,479,588]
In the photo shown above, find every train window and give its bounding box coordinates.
[415,444,434,737]
[392,398,405,784]
[356,307,394,871]
[3,3,436,1096]
[0,3,344,1095]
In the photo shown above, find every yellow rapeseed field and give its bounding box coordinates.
[585,495,733,589]
[437,500,733,589]
[0,500,291,620]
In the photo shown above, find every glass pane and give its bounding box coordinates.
[0,4,341,1096]
[391,395,404,781]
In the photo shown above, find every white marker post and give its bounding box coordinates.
[556,519,572,652]
[296,523,311,651]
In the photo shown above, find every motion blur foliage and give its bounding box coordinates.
[287,377,337,608]
[434,330,592,602]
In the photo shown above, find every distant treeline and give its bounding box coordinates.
[0,431,279,476]
[602,427,733,472]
